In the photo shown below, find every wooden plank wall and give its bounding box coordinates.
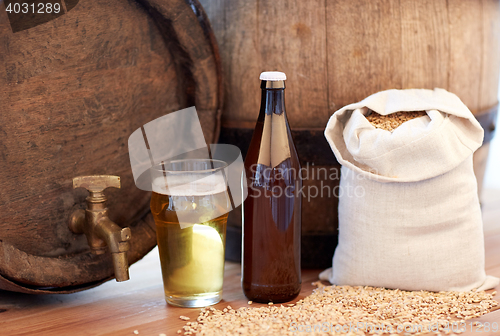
[199,0,500,128]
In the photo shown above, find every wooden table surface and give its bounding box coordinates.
[1,189,499,336]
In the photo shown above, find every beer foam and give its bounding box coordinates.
[152,174,227,196]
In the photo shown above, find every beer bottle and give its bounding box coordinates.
[242,71,302,303]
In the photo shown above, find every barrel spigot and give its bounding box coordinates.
[69,175,131,282]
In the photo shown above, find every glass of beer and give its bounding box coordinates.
[150,159,230,308]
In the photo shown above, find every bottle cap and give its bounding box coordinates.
[259,71,286,81]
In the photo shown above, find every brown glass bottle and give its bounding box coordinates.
[242,72,301,303]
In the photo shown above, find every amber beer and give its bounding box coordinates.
[242,71,302,303]
[150,159,230,308]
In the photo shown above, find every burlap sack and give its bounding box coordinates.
[320,88,499,292]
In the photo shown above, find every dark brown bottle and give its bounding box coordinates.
[242,71,301,303]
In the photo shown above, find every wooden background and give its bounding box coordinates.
[199,0,500,129]
[204,0,500,268]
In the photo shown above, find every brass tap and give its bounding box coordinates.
[69,175,132,282]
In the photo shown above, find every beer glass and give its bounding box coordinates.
[150,159,230,307]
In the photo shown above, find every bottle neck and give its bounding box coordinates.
[260,89,286,116]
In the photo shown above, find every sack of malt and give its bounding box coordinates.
[320,88,499,292]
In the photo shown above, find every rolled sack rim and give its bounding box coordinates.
[324,88,485,183]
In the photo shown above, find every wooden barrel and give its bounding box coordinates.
[0,0,222,293]
[200,0,500,268]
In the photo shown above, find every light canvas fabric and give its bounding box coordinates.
[320,88,499,292]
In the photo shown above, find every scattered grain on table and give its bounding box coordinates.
[179,282,498,335]
[366,110,427,132]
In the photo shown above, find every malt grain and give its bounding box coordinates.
[179,283,497,335]
[366,110,427,132]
